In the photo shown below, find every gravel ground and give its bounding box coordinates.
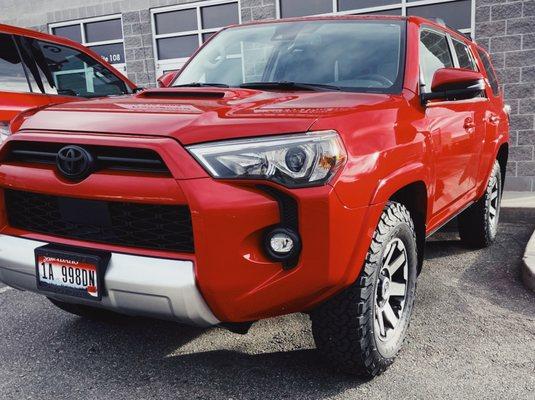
[0,209,534,400]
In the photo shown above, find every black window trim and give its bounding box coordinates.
[0,33,34,94]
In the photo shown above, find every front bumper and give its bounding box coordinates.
[0,234,219,327]
[0,132,384,324]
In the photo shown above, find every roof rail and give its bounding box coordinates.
[431,17,446,27]
[429,17,472,40]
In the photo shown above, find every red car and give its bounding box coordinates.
[0,16,509,377]
[0,23,136,138]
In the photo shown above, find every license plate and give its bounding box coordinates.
[35,246,110,301]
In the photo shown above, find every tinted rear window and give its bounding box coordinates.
[477,49,500,96]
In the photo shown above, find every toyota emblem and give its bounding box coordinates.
[56,145,95,181]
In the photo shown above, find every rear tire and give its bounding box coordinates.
[458,160,502,248]
[48,298,119,321]
[310,202,418,377]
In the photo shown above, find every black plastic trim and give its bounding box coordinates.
[256,185,301,269]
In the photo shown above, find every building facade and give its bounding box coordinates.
[0,0,534,191]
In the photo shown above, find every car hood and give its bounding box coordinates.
[20,87,400,145]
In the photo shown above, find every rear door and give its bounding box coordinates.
[420,27,486,215]
[0,32,52,124]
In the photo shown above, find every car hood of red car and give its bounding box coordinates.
[20,87,400,145]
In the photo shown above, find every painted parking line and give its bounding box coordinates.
[0,286,12,294]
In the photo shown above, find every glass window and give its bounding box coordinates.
[202,3,239,30]
[16,37,130,97]
[419,29,454,93]
[452,39,477,71]
[477,49,500,96]
[175,20,406,94]
[339,0,398,11]
[84,19,123,43]
[280,0,333,17]
[88,43,125,64]
[407,0,472,30]
[157,35,199,60]
[155,9,197,35]
[52,25,82,43]
[363,8,402,15]
[51,17,125,69]
[152,1,240,78]
[0,33,30,93]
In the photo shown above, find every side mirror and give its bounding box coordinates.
[422,68,485,105]
[157,70,180,88]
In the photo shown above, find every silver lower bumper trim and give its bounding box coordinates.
[0,234,219,327]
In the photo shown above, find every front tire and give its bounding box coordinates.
[458,160,502,248]
[310,202,418,377]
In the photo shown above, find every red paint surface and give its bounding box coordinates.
[0,17,509,322]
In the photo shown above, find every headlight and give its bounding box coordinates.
[187,130,346,187]
[0,122,11,144]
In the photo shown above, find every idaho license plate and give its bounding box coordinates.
[35,245,110,301]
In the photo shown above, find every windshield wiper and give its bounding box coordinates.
[239,81,342,92]
[174,82,230,88]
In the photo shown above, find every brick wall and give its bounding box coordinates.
[476,0,535,191]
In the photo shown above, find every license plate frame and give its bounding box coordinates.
[35,245,111,301]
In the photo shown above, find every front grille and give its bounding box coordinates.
[5,142,170,174]
[5,190,194,253]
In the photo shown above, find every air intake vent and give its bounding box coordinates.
[5,190,194,253]
[138,89,225,99]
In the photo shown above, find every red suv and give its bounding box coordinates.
[0,23,136,139]
[0,16,509,377]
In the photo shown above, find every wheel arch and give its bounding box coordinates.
[496,142,509,193]
[388,181,428,275]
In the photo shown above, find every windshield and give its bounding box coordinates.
[174,19,406,93]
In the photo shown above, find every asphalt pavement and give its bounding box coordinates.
[0,208,534,400]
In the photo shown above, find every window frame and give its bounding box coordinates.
[419,25,489,102]
[276,0,475,37]
[450,36,478,71]
[476,48,500,97]
[48,14,126,76]
[418,26,455,94]
[151,0,241,78]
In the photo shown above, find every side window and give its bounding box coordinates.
[477,49,500,96]
[452,39,477,71]
[15,37,130,98]
[0,33,31,93]
[419,29,454,93]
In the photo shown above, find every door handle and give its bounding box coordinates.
[489,114,501,125]
[464,117,476,131]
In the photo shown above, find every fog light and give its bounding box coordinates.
[264,227,301,266]
[270,232,294,254]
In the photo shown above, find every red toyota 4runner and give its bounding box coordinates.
[0,23,136,139]
[0,16,509,377]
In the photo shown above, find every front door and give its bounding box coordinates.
[419,28,485,215]
[0,32,52,124]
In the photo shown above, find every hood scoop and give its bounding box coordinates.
[137,88,227,100]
